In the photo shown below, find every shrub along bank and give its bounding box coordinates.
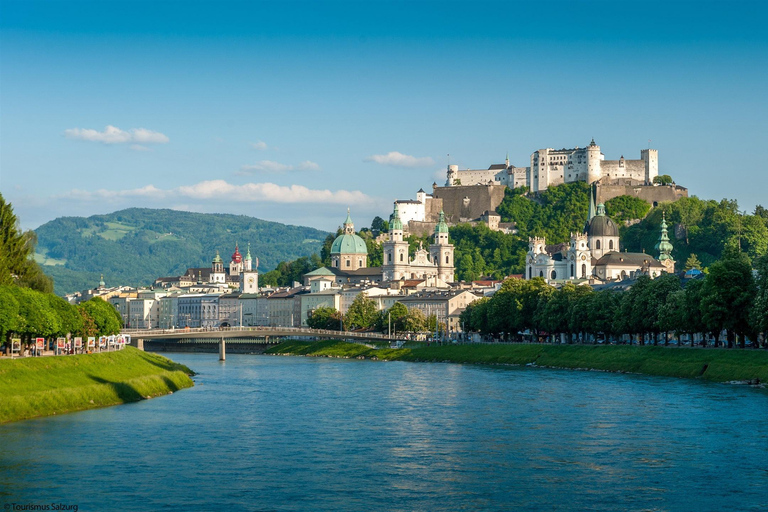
[0,347,194,424]
[266,341,768,384]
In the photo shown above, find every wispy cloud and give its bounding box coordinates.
[130,144,151,152]
[239,160,321,174]
[364,151,435,168]
[64,125,169,145]
[56,180,368,205]
[250,140,269,151]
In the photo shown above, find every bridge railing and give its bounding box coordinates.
[121,326,396,341]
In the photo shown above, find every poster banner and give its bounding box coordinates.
[11,338,21,353]
[74,337,83,349]
[36,337,45,350]
[56,338,66,349]
[88,337,96,348]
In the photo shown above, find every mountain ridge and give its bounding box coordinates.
[34,207,330,295]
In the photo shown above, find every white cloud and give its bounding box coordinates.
[297,160,321,171]
[364,151,435,168]
[55,180,369,205]
[64,125,169,145]
[130,144,151,152]
[250,140,268,151]
[239,159,321,174]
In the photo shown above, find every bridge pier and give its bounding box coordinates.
[136,338,144,351]
[219,338,226,361]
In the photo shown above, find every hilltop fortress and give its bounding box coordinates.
[396,139,687,235]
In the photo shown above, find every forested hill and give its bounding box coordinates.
[34,208,329,295]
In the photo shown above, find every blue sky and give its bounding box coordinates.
[1,0,767,232]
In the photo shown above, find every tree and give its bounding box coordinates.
[605,195,651,225]
[79,297,122,335]
[684,254,702,271]
[0,194,53,292]
[371,216,389,236]
[701,249,756,347]
[750,254,768,344]
[344,293,378,330]
[306,306,341,330]
[653,175,674,185]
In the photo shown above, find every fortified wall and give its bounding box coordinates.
[432,184,507,224]
[595,179,688,207]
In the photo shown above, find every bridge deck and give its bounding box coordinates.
[123,326,399,342]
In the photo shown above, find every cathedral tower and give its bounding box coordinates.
[429,210,455,283]
[382,203,410,281]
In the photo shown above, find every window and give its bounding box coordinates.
[596,240,601,250]
[346,259,350,267]
[539,271,544,278]
[388,253,391,263]
[551,270,557,280]
[529,267,532,279]
[400,253,404,262]
[609,240,614,250]
[571,264,574,277]
[446,255,449,264]
[581,264,586,278]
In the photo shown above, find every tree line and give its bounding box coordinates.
[460,249,768,348]
[306,296,440,335]
[0,286,123,349]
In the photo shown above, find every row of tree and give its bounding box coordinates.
[0,286,123,345]
[460,249,768,348]
[306,296,440,335]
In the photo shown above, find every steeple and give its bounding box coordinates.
[245,243,252,261]
[505,152,510,167]
[585,184,597,231]
[655,212,674,261]
[98,274,105,289]
[435,210,449,234]
[390,203,403,231]
[343,208,355,235]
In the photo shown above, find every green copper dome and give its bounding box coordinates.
[331,210,368,255]
[212,251,223,264]
[330,233,368,255]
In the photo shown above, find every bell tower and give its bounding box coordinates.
[382,203,410,282]
[429,210,454,283]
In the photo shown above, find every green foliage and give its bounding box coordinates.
[306,306,342,330]
[751,255,768,335]
[497,181,591,244]
[684,254,702,271]
[462,255,765,345]
[261,255,323,287]
[604,195,651,225]
[345,293,378,330]
[622,197,768,267]
[33,208,329,295]
[449,223,526,281]
[701,250,756,347]
[0,194,53,292]
[653,175,674,185]
[0,286,121,343]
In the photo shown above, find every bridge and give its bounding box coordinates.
[123,326,402,359]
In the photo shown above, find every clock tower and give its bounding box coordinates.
[240,270,258,293]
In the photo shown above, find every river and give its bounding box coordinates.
[1,354,767,511]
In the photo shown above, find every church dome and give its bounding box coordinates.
[330,209,368,255]
[330,233,368,255]
[588,204,619,238]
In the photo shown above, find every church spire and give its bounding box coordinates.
[585,183,597,231]
[343,208,355,235]
[655,212,674,261]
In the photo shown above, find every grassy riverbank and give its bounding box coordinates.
[266,341,768,384]
[0,347,194,424]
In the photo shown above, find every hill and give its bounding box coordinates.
[34,208,329,295]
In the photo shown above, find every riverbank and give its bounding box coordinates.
[265,341,768,384]
[0,347,195,424]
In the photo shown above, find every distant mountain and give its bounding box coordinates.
[34,208,329,295]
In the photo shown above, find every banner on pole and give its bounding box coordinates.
[74,337,83,348]
[36,337,45,350]
[87,337,96,348]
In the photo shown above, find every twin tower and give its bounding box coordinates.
[382,204,455,283]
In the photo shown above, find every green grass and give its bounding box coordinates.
[0,347,194,424]
[33,247,67,266]
[98,221,137,241]
[267,341,768,384]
